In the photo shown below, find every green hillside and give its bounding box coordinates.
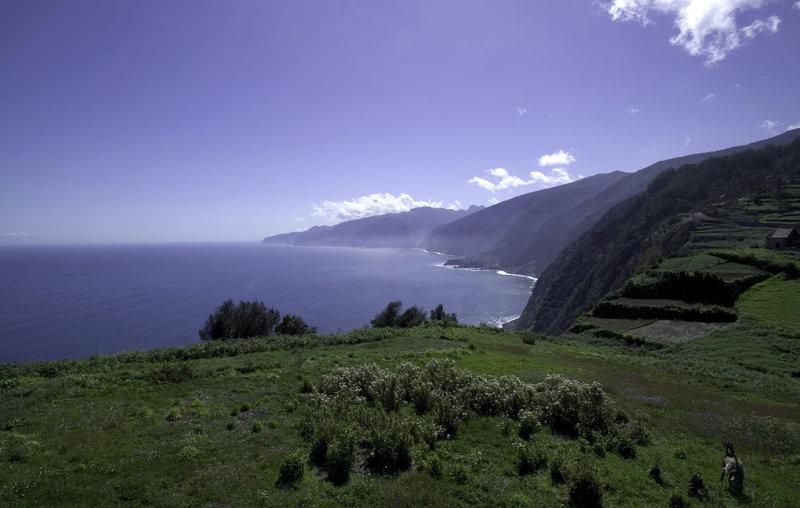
[737,276,800,334]
[517,138,800,335]
[1,317,799,506]
[567,184,800,348]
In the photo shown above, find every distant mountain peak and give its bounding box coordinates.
[262,205,482,249]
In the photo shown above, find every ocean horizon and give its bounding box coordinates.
[0,242,534,364]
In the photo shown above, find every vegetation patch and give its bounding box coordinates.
[711,248,800,279]
[737,275,800,333]
[301,359,644,485]
[593,300,737,322]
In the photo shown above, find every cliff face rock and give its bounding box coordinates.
[515,132,800,335]
[423,172,628,275]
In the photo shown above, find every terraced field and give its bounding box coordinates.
[737,276,800,334]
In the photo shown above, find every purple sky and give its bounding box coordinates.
[2,0,799,243]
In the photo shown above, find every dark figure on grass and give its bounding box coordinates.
[720,442,744,494]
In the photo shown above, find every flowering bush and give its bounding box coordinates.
[301,359,645,484]
[364,413,413,473]
[325,432,356,486]
[530,375,616,436]
[430,389,468,438]
[514,440,547,475]
[518,409,542,440]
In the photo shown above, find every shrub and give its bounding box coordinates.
[309,432,329,467]
[166,407,181,421]
[198,299,281,340]
[617,437,636,459]
[409,382,433,414]
[427,454,443,479]
[624,420,650,446]
[371,301,403,328]
[178,445,199,461]
[518,410,541,440]
[430,390,466,438]
[324,433,356,486]
[592,300,737,322]
[519,332,537,345]
[669,493,687,508]
[276,315,316,336]
[568,470,603,507]
[411,418,441,450]
[450,464,469,485]
[515,441,547,475]
[396,306,428,328]
[550,457,569,484]
[370,374,400,412]
[299,378,313,394]
[365,415,413,473]
[1,433,40,463]
[688,472,707,499]
[531,376,615,437]
[430,304,458,325]
[276,454,304,488]
[648,464,664,485]
[251,421,263,433]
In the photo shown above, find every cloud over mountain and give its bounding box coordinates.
[310,193,459,222]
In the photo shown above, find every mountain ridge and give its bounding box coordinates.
[262,205,483,249]
[424,129,800,277]
[514,129,800,335]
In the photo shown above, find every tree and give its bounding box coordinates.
[395,306,427,328]
[276,314,317,336]
[430,304,458,325]
[371,301,403,328]
[198,299,281,340]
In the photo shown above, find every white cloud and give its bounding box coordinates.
[794,1,800,9]
[487,197,500,205]
[468,167,578,193]
[699,93,715,104]
[529,168,576,186]
[538,150,576,167]
[469,168,530,192]
[684,136,692,147]
[1,232,33,238]
[628,108,641,114]
[760,119,779,133]
[787,122,800,131]
[604,0,782,64]
[516,106,527,117]
[310,193,459,222]
[741,15,780,38]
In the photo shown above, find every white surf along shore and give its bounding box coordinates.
[422,249,537,328]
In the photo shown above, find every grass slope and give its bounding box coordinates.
[2,323,799,506]
[737,276,800,334]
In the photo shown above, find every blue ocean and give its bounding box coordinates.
[0,243,534,363]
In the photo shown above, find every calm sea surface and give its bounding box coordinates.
[0,243,534,363]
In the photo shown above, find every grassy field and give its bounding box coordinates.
[737,275,800,334]
[1,322,799,506]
